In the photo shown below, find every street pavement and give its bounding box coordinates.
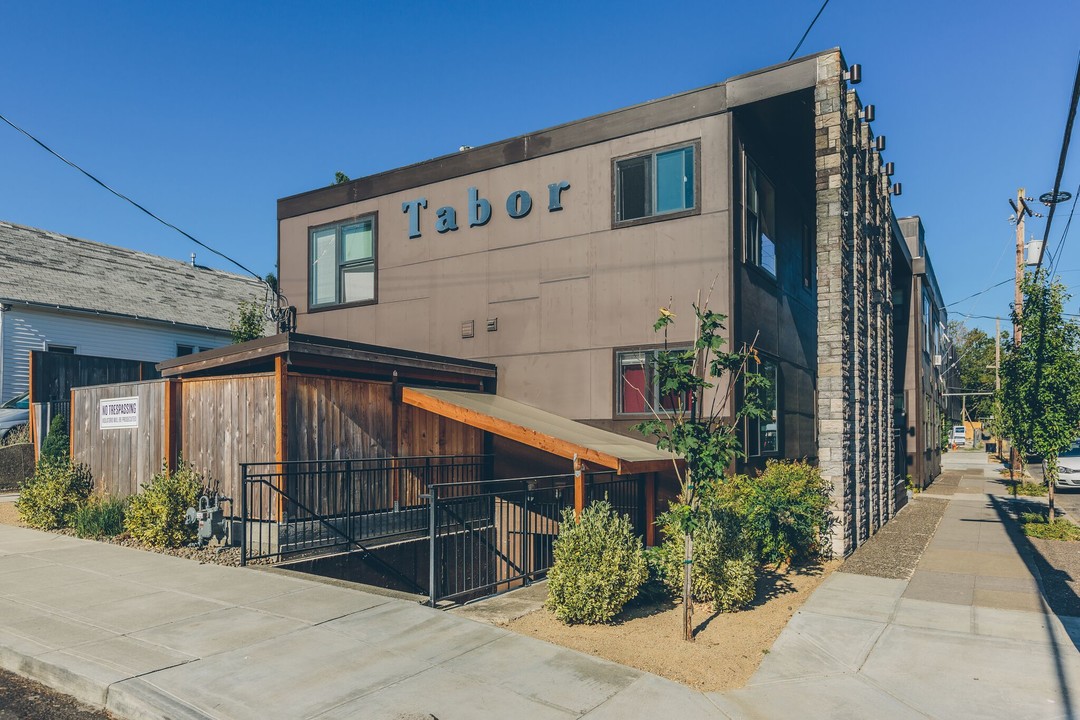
[0,452,1078,719]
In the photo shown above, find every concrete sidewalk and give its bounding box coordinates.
[713,452,1080,719]
[1,452,1079,719]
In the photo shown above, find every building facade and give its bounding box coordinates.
[0,221,267,404]
[278,49,908,555]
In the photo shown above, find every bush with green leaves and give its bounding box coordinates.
[41,414,69,462]
[124,462,204,547]
[75,495,127,539]
[546,501,648,624]
[16,458,93,529]
[714,460,833,565]
[654,509,757,612]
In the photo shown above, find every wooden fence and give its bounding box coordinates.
[70,380,166,497]
[71,371,484,513]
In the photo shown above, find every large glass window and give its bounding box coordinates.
[615,145,695,223]
[616,348,691,415]
[746,358,779,457]
[310,216,376,308]
[746,158,777,277]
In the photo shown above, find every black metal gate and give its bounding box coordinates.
[424,472,644,605]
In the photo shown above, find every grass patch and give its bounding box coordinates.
[1010,481,1048,497]
[74,496,127,539]
[1021,512,1080,541]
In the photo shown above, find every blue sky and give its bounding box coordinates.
[2,1,1078,335]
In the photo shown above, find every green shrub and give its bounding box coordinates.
[546,501,648,624]
[75,495,127,538]
[1021,512,1080,541]
[125,462,204,547]
[16,458,93,529]
[1,423,29,447]
[715,460,833,565]
[40,414,69,462]
[1010,482,1048,497]
[654,510,758,612]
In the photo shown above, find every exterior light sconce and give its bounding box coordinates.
[882,162,895,176]
[874,135,886,152]
[891,183,902,196]
[843,64,862,84]
[862,104,875,123]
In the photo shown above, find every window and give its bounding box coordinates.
[616,348,690,415]
[45,344,76,354]
[176,344,211,357]
[310,215,377,308]
[615,145,696,223]
[745,158,776,277]
[922,290,932,356]
[746,358,779,457]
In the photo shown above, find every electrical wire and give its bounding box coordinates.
[787,0,831,61]
[1034,52,1080,270]
[1049,179,1080,278]
[945,277,1013,307]
[0,110,264,283]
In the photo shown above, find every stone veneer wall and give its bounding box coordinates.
[815,51,898,556]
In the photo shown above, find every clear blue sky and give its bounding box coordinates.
[2,1,1078,336]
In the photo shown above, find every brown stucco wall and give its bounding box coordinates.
[279,115,735,423]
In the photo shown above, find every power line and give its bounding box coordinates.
[0,110,264,283]
[1034,52,1080,270]
[945,277,1013,307]
[1049,179,1080,278]
[788,0,831,61]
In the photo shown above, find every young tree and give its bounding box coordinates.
[998,271,1080,518]
[634,298,766,641]
[947,321,997,420]
[231,299,266,344]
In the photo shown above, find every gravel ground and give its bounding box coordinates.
[0,668,114,720]
[840,496,949,579]
[1029,536,1080,617]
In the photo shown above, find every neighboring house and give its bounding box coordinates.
[0,220,267,404]
[277,49,924,556]
[894,215,951,489]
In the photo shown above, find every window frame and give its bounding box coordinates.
[613,344,693,418]
[307,213,379,312]
[744,155,778,280]
[611,140,701,229]
[44,343,76,354]
[745,356,780,458]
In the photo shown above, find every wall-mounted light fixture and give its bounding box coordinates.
[882,162,895,176]
[862,104,875,123]
[843,64,862,84]
[890,182,902,196]
[875,135,886,152]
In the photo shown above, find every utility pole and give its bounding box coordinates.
[1008,190,1034,478]
[994,317,1001,458]
[1010,188,1033,344]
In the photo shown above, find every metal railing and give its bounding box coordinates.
[240,455,489,566]
[425,472,645,605]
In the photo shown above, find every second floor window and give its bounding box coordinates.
[310,216,377,308]
[615,145,696,223]
[746,158,776,277]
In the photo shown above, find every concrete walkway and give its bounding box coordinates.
[713,452,1080,719]
[1,453,1078,719]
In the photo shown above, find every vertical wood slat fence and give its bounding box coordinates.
[71,372,486,506]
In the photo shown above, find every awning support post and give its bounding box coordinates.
[573,454,584,521]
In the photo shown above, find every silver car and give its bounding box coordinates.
[1055,443,1080,490]
[0,392,29,441]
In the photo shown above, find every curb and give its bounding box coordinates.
[0,644,211,720]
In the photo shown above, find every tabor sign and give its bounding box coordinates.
[99,397,139,429]
[402,182,570,238]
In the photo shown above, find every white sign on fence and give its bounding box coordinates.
[99,396,139,429]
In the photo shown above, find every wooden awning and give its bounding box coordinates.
[401,387,679,475]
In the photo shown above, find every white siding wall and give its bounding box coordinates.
[0,306,231,403]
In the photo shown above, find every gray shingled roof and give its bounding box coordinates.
[0,220,266,332]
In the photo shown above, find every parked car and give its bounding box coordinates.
[1055,442,1080,490]
[0,392,29,441]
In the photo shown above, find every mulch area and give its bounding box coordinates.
[1028,537,1080,617]
[0,667,114,720]
[840,496,949,580]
